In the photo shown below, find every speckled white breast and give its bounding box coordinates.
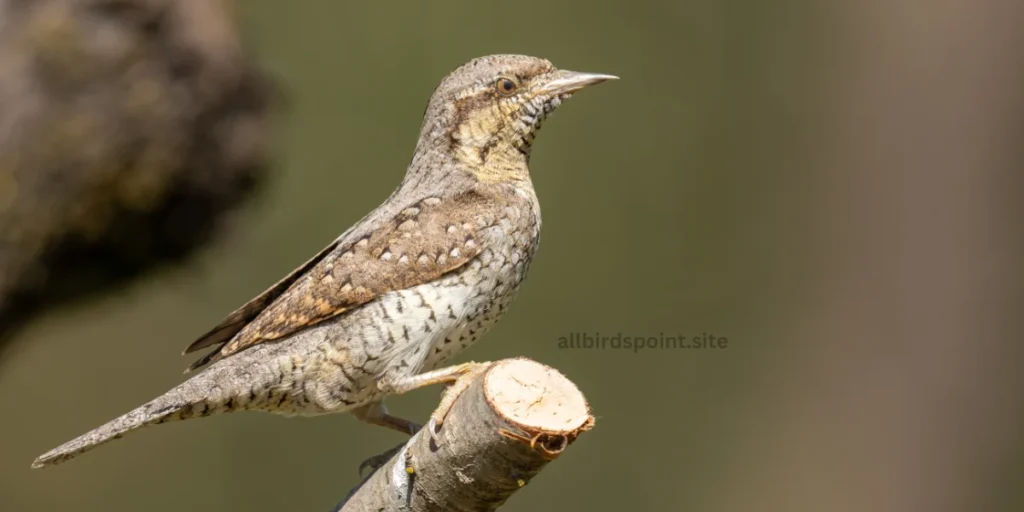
[286,186,540,413]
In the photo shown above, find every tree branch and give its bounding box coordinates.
[335,358,593,512]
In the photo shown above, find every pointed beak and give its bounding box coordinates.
[535,70,619,96]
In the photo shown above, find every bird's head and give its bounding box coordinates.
[415,54,617,182]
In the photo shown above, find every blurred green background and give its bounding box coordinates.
[2,0,1022,511]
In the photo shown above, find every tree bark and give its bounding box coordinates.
[336,358,594,512]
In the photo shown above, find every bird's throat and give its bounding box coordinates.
[451,109,531,184]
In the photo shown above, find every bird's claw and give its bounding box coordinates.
[357,443,405,479]
[356,418,437,479]
[425,361,492,439]
[425,417,441,447]
[408,421,421,436]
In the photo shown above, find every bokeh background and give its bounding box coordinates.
[2,0,1022,511]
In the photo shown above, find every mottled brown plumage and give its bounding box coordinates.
[33,54,615,468]
[184,191,499,370]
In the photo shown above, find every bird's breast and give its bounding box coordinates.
[340,195,540,376]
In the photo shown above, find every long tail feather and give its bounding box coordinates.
[32,396,187,468]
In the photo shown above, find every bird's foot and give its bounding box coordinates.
[376,361,490,395]
[375,361,494,444]
[357,442,406,479]
[351,401,421,436]
[428,362,492,434]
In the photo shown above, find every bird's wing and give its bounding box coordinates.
[183,190,496,372]
[182,240,340,356]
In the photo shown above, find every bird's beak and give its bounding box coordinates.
[536,70,619,96]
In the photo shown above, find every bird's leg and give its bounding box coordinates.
[378,361,494,432]
[351,401,421,436]
[356,440,406,479]
[352,401,420,478]
[428,363,492,429]
[355,363,492,477]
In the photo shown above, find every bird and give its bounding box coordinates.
[32,54,616,469]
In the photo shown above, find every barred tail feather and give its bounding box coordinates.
[32,397,186,468]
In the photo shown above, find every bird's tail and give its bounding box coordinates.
[32,393,193,468]
[33,348,291,468]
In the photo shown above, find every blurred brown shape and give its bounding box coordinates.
[0,0,273,345]
[712,1,1024,511]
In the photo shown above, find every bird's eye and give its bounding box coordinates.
[495,77,518,96]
